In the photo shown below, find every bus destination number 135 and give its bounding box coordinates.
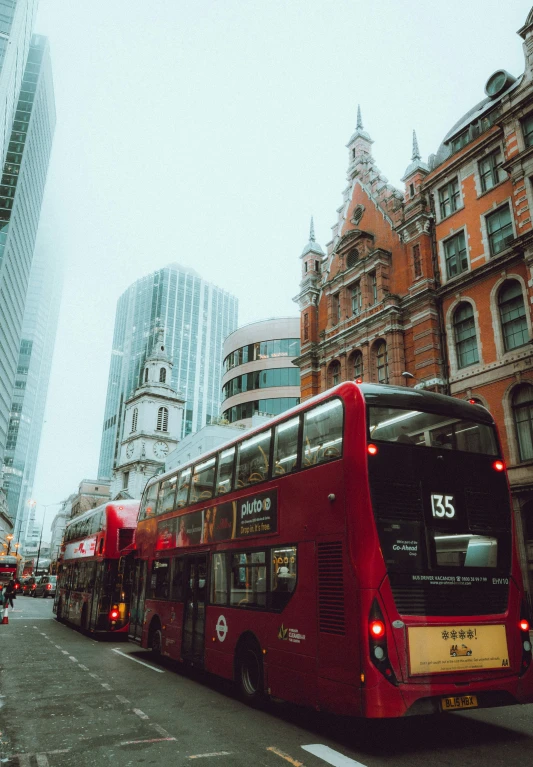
[431,494,456,519]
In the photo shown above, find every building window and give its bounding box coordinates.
[369,272,377,304]
[512,384,533,462]
[498,280,529,351]
[144,368,148,383]
[444,231,468,278]
[123,471,129,489]
[487,204,513,256]
[131,408,138,433]
[522,114,533,148]
[409,183,415,198]
[451,130,469,153]
[375,341,388,384]
[412,244,422,278]
[332,293,341,324]
[346,249,358,269]
[156,406,169,432]
[159,367,166,383]
[453,303,479,369]
[351,281,362,315]
[352,351,363,380]
[315,260,320,272]
[304,261,308,273]
[438,178,460,218]
[328,361,341,388]
[479,149,504,192]
[303,312,309,341]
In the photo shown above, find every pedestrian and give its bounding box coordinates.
[3,578,16,609]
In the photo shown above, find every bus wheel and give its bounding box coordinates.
[150,621,162,657]
[236,640,264,704]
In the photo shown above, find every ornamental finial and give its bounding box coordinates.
[412,129,421,160]
[309,216,315,242]
[356,104,363,130]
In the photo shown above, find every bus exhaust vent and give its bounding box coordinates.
[118,527,135,551]
[318,542,345,635]
[371,481,423,522]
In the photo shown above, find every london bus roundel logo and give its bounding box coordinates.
[263,498,271,511]
[216,614,228,642]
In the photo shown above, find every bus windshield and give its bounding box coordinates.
[368,405,498,456]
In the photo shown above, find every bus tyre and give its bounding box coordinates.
[150,622,162,657]
[236,640,264,705]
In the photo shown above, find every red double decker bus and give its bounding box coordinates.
[0,555,19,586]
[131,382,533,717]
[55,500,139,634]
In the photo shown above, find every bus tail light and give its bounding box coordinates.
[519,604,532,676]
[368,599,397,686]
[493,460,505,472]
[109,608,120,620]
[367,444,378,456]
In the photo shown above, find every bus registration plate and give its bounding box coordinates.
[441,694,478,711]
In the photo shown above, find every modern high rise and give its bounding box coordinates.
[98,264,238,480]
[2,225,63,542]
[0,33,56,469]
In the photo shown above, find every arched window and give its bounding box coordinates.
[131,407,138,433]
[512,384,533,462]
[453,303,479,368]
[156,406,169,432]
[144,368,148,383]
[159,367,166,383]
[375,342,388,384]
[351,351,363,380]
[328,361,341,388]
[498,281,529,351]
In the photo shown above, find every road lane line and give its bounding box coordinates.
[267,747,304,766]
[133,708,149,720]
[151,723,171,737]
[301,745,368,767]
[111,647,164,672]
[54,644,62,649]
[89,673,100,680]
[68,656,78,662]
[35,754,49,767]
[78,664,89,671]
[101,683,112,690]
[189,753,232,760]
[61,650,69,655]
[116,695,131,705]
[120,738,177,746]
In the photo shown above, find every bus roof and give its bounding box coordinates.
[64,499,140,529]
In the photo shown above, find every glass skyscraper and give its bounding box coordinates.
[2,227,63,541]
[0,34,55,470]
[98,264,238,480]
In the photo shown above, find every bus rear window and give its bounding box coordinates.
[368,406,498,456]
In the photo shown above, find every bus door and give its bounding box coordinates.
[181,554,207,666]
[129,559,147,642]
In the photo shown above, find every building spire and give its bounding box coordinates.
[309,216,315,242]
[412,129,421,160]
[356,104,363,130]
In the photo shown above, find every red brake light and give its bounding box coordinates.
[468,399,477,404]
[493,460,505,472]
[46,584,51,589]
[109,609,119,620]
[519,619,530,632]
[367,443,378,456]
[369,620,385,639]
[355,377,363,384]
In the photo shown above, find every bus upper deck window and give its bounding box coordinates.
[302,399,344,467]
[216,447,235,496]
[274,417,300,476]
[176,468,191,508]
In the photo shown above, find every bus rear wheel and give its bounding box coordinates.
[150,622,162,657]
[236,640,264,704]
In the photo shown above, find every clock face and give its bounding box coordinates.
[153,440,169,459]
[126,443,134,458]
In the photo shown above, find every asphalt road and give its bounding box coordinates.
[1,597,533,767]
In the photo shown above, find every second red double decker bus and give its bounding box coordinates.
[131,382,533,717]
[55,500,139,634]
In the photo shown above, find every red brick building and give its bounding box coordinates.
[294,9,533,593]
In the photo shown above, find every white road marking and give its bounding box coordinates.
[68,656,78,662]
[54,644,62,649]
[61,650,69,655]
[301,745,368,767]
[189,753,232,760]
[101,682,112,690]
[78,664,89,671]
[151,723,171,737]
[89,673,100,680]
[116,695,131,705]
[120,737,176,745]
[35,755,49,767]
[133,708,149,720]
[111,647,164,672]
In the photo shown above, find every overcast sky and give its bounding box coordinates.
[30,0,531,532]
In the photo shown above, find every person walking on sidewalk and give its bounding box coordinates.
[3,579,16,609]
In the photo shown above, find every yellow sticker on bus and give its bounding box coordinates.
[408,624,509,675]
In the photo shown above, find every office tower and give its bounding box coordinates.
[0,1,39,168]
[2,227,63,542]
[98,264,238,480]
[0,34,55,469]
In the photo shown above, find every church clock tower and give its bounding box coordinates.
[111,329,185,499]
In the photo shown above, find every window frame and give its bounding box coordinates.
[453,302,480,369]
[438,177,461,219]
[479,148,504,193]
[486,203,514,257]
[443,230,469,279]
[498,280,529,352]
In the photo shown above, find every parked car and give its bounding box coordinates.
[24,577,38,595]
[33,575,56,598]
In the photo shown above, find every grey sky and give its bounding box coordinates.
[31,0,530,530]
